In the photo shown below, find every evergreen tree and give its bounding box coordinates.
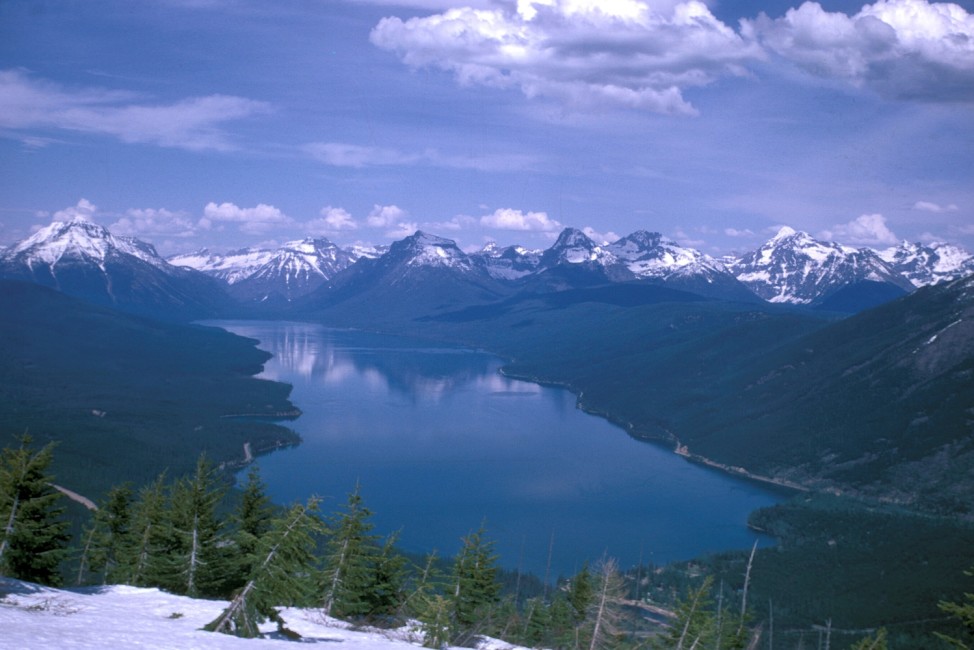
[568,563,595,625]
[157,454,227,596]
[0,435,69,586]
[228,466,275,592]
[76,483,133,585]
[320,483,379,619]
[365,531,407,620]
[450,523,501,641]
[205,497,325,638]
[653,577,718,650]
[122,473,169,587]
[521,596,552,647]
[850,628,888,650]
[937,569,974,649]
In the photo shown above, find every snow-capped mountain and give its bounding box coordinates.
[169,247,277,284]
[606,230,759,301]
[170,238,357,304]
[539,227,622,270]
[346,243,390,261]
[607,231,720,279]
[0,218,228,320]
[305,231,507,320]
[878,240,974,288]
[472,242,542,280]
[729,227,914,307]
[7,218,171,272]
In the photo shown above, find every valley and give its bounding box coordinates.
[1,218,973,647]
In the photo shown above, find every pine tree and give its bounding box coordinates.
[228,466,274,592]
[76,483,133,585]
[850,628,888,650]
[0,435,69,586]
[365,531,407,620]
[568,563,595,625]
[320,483,379,619]
[450,523,501,641]
[205,497,326,638]
[937,568,974,649]
[158,454,228,596]
[122,473,169,587]
[653,577,718,650]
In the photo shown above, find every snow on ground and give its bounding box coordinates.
[0,578,524,650]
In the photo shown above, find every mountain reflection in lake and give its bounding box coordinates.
[214,320,784,578]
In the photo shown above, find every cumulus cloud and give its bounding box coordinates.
[201,202,293,235]
[480,207,562,231]
[111,208,197,238]
[582,226,621,245]
[385,221,419,239]
[0,69,271,151]
[369,0,764,115]
[53,198,98,222]
[743,0,974,101]
[367,204,409,228]
[321,206,359,230]
[914,200,959,212]
[820,213,899,246]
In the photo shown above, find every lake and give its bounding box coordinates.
[213,320,786,579]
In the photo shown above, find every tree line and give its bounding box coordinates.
[0,435,967,649]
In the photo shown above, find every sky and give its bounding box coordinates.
[0,0,972,257]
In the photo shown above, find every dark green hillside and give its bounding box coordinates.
[650,494,974,648]
[672,275,974,509]
[0,280,299,501]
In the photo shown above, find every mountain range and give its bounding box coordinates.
[3,217,971,321]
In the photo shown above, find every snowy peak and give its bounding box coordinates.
[731,229,909,305]
[607,230,727,280]
[878,240,974,287]
[169,247,276,284]
[7,218,170,271]
[472,243,542,280]
[542,227,618,267]
[171,237,357,303]
[391,230,476,271]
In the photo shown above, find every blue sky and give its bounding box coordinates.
[1,0,972,257]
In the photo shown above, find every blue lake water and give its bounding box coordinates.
[213,320,786,579]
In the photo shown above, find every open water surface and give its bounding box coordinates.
[214,320,786,578]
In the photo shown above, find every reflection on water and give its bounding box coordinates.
[213,320,785,578]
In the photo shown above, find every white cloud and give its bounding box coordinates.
[820,213,899,246]
[724,227,755,237]
[0,69,271,151]
[367,204,409,228]
[304,142,421,168]
[304,206,360,237]
[321,206,359,230]
[424,215,477,231]
[672,227,705,247]
[369,1,764,115]
[913,200,959,213]
[53,198,98,222]
[480,207,562,231]
[743,0,974,101]
[582,226,620,245]
[201,202,293,235]
[111,208,197,238]
[305,141,537,171]
[385,221,419,239]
